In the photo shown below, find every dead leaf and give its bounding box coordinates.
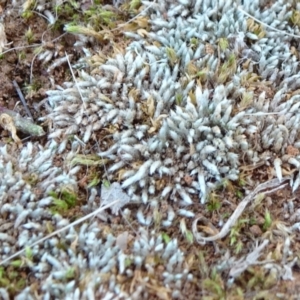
[198,225,219,236]
[0,113,22,146]
[100,182,130,215]
[116,231,129,251]
[148,114,168,133]
[146,96,155,118]
[70,235,79,251]
[137,29,149,37]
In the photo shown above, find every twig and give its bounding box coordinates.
[12,80,34,120]
[0,107,45,136]
[193,177,290,243]
[229,239,270,279]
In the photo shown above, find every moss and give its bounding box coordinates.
[239,91,254,110]
[217,53,237,84]
[69,154,108,167]
[247,18,266,39]
[229,218,249,248]
[129,0,142,11]
[161,232,171,244]
[166,47,178,67]
[49,188,77,214]
[207,192,221,213]
[175,93,183,106]
[0,266,27,297]
[87,175,101,188]
[218,37,229,51]
[262,209,272,231]
[290,9,300,27]
[202,268,226,299]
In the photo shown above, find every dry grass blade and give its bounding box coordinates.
[0,200,119,266]
[238,6,300,39]
[65,51,86,110]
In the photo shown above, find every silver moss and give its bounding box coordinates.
[2,0,300,297]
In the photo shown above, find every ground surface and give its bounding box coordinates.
[1,1,300,299]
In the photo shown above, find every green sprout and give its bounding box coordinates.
[87,176,101,188]
[129,0,142,10]
[229,219,248,246]
[125,257,133,267]
[9,247,33,268]
[238,173,247,187]
[229,226,239,246]
[0,266,26,295]
[24,80,42,96]
[185,230,194,244]
[21,10,34,19]
[49,188,77,214]
[65,268,76,280]
[263,209,272,231]
[203,268,226,299]
[175,93,183,106]
[25,27,35,44]
[218,53,237,83]
[251,193,265,210]
[166,47,178,66]
[10,260,23,268]
[249,216,257,226]
[83,6,117,29]
[189,37,200,50]
[218,37,229,51]
[207,192,221,212]
[68,0,79,9]
[102,179,110,188]
[235,240,243,254]
[161,232,171,244]
[192,68,209,82]
[290,10,300,27]
[18,51,27,61]
[25,246,33,261]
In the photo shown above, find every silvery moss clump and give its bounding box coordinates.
[0,141,79,257]
[44,0,300,213]
[10,225,192,299]
[0,142,193,298]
